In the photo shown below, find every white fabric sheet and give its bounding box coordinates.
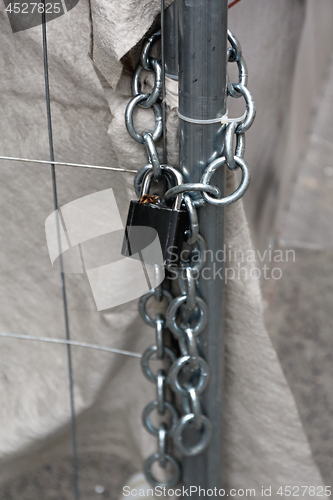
[0,0,328,495]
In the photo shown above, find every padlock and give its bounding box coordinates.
[122,166,189,267]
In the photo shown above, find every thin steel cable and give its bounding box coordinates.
[0,332,141,358]
[0,155,137,173]
[41,8,80,499]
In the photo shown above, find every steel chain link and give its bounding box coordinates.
[124,29,254,487]
[164,30,256,207]
[125,36,182,486]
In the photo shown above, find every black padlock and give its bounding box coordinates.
[122,167,189,267]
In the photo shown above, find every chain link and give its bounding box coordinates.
[164,30,255,207]
[132,58,163,109]
[126,38,182,484]
[125,29,254,487]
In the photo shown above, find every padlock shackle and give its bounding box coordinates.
[140,165,184,210]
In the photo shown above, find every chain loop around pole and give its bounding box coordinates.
[125,28,255,488]
[164,182,221,201]
[201,156,251,206]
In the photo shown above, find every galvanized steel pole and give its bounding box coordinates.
[164,1,178,81]
[178,0,228,492]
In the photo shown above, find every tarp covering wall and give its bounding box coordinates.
[0,0,332,496]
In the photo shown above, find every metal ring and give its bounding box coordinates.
[154,284,163,304]
[183,194,199,245]
[211,122,227,165]
[132,58,162,108]
[140,165,184,211]
[224,122,237,170]
[142,400,178,436]
[177,265,199,298]
[236,132,246,159]
[157,369,166,414]
[144,453,181,488]
[184,268,196,310]
[227,57,248,98]
[184,328,199,371]
[182,234,208,272]
[158,424,167,467]
[182,395,191,416]
[177,266,187,296]
[227,30,246,96]
[141,31,161,71]
[178,335,189,357]
[164,183,220,202]
[134,164,152,198]
[227,47,237,63]
[232,84,256,134]
[224,122,245,171]
[177,265,196,306]
[125,94,163,144]
[166,296,208,339]
[227,30,242,61]
[143,132,162,181]
[201,156,251,206]
[155,314,165,360]
[134,163,179,198]
[188,387,202,430]
[168,355,209,397]
[141,345,176,384]
[173,414,212,457]
[139,289,174,328]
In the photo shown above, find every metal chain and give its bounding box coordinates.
[125,32,163,180]
[125,33,182,488]
[166,231,213,457]
[139,288,182,488]
[124,29,254,487]
[164,30,256,207]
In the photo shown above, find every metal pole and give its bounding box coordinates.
[178,0,228,492]
[164,1,178,80]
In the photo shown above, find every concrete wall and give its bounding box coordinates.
[229,0,333,250]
